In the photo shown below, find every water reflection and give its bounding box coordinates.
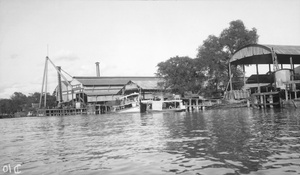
[0,108,300,175]
[159,108,300,174]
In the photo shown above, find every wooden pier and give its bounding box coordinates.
[250,91,281,108]
[182,98,220,111]
[37,108,87,116]
[36,103,127,116]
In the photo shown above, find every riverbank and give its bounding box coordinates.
[0,112,28,119]
[207,99,249,109]
[0,114,15,118]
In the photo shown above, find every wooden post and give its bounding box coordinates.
[295,85,298,100]
[256,64,260,93]
[66,86,69,102]
[290,56,297,99]
[247,99,250,107]
[229,62,233,92]
[268,64,272,89]
[285,84,289,101]
[243,64,246,86]
[270,94,273,108]
[57,66,63,104]
[263,94,266,108]
[256,64,263,105]
[290,57,293,70]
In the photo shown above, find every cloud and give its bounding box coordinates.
[0,79,58,99]
[0,83,22,99]
[0,83,10,94]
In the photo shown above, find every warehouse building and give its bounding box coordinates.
[56,76,164,105]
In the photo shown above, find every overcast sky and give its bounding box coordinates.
[0,0,300,98]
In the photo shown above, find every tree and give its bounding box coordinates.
[196,35,228,96]
[0,92,57,116]
[45,93,57,108]
[27,92,57,109]
[219,20,259,55]
[10,92,27,112]
[197,20,259,95]
[156,56,206,95]
[0,99,13,114]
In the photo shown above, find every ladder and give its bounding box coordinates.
[271,48,279,71]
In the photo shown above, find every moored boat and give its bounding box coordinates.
[147,100,186,112]
[117,99,186,113]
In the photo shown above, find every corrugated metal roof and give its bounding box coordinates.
[78,78,129,86]
[267,45,300,55]
[230,44,300,65]
[73,76,157,86]
[130,80,161,90]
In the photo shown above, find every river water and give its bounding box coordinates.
[1,108,300,175]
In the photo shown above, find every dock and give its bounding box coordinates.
[182,98,220,111]
[37,108,88,116]
[250,91,281,108]
[36,103,133,116]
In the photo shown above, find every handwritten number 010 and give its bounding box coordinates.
[2,164,21,174]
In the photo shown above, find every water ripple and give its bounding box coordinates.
[1,109,300,174]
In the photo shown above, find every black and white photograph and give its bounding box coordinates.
[0,0,300,174]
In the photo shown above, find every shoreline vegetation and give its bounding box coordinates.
[0,92,56,119]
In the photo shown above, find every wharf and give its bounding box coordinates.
[37,108,88,116]
[36,103,122,116]
[182,98,220,111]
[250,91,281,108]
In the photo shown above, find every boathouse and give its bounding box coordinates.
[228,44,300,108]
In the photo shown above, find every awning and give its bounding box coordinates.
[230,44,300,65]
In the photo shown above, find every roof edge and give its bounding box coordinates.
[73,76,158,79]
[232,44,272,56]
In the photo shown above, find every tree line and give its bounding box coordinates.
[156,20,259,97]
[0,92,56,115]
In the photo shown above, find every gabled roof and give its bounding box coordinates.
[73,76,157,86]
[230,44,300,65]
[130,79,162,90]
